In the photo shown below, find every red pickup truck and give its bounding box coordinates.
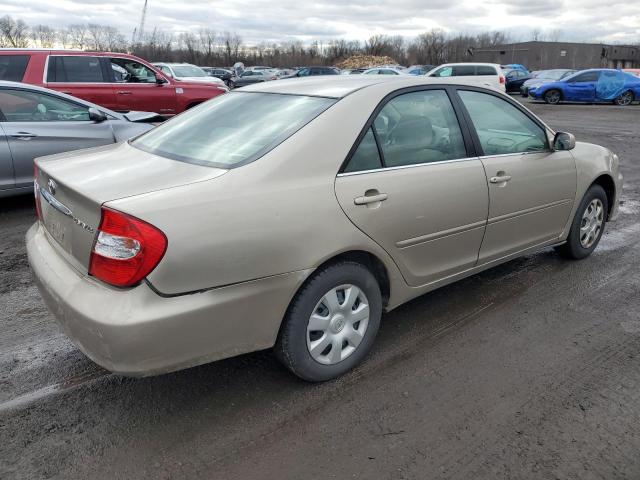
[0,49,226,115]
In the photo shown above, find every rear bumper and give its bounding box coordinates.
[27,222,310,376]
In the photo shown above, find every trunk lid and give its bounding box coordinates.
[35,141,226,273]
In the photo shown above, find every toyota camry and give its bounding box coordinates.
[27,76,623,381]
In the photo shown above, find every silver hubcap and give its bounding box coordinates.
[580,199,604,248]
[306,284,370,365]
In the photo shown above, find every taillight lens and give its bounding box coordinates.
[33,164,43,221]
[89,207,167,288]
[499,75,505,84]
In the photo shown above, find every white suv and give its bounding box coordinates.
[426,63,506,91]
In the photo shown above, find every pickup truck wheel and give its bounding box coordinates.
[275,261,382,382]
[555,184,608,260]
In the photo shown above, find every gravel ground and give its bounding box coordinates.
[1,99,639,480]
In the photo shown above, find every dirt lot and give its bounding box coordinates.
[1,99,639,480]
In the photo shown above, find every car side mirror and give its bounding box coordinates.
[554,132,576,151]
[88,108,107,123]
[155,74,167,84]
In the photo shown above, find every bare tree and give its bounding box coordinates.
[30,24,56,48]
[0,15,30,48]
[222,31,242,65]
[66,24,88,49]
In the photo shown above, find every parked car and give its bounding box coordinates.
[274,69,297,78]
[503,68,532,93]
[200,67,234,85]
[0,81,156,197]
[362,67,408,75]
[229,70,278,88]
[282,66,340,78]
[152,63,227,88]
[407,65,435,75]
[0,49,227,115]
[528,68,640,105]
[28,76,622,382]
[426,63,506,91]
[520,69,577,97]
[502,64,529,73]
[341,68,367,75]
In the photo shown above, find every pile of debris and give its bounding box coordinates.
[335,55,398,69]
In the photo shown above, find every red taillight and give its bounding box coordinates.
[499,75,505,84]
[89,207,167,288]
[33,164,43,221]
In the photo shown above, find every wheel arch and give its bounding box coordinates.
[591,174,616,220]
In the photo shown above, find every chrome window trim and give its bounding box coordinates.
[337,156,479,177]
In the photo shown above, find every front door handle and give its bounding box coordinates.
[489,174,512,184]
[10,132,37,140]
[354,192,388,205]
[117,91,133,95]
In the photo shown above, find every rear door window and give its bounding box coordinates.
[47,56,105,83]
[0,89,90,122]
[477,66,497,75]
[344,89,467,172]
[452,65,476,76]
[569,71,600,83]
[0,55,30,81]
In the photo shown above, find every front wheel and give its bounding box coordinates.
[544,89,561,105]
[614,91,633,106]
[275,261,382,382]
[555,184,608,260]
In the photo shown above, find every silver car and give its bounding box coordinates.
[0,81,157,197]
[27,76,623,381]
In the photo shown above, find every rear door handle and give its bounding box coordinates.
[117,91,133,95]
[10,132,37,140]
[489,175,512,184]
[354,192,388,205]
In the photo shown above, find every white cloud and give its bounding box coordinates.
[4,0,640,44]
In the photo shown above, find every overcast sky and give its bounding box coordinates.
[3,0,639,45]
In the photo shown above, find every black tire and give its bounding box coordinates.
[275,261,382,382]
[555,184,608,260]
[544,89,561,105]
[614,90,633,106]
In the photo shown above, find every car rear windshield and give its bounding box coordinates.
[131,92,337,168]
[0,55,30,81]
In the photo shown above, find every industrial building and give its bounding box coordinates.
[472,41,639,70]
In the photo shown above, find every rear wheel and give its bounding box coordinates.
[275,261,382,382]
[544,89,561,105]
[555,184,608,260]
[614,90,633,106]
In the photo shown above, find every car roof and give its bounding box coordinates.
[239,75,504,98]
[437,62,501,67]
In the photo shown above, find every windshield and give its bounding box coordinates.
[171,65,207,77]
[132,92,336,168]
[538,70,569,80]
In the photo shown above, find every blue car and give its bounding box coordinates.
[529,69,640,106]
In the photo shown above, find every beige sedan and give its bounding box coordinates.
[27,76,622,381]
